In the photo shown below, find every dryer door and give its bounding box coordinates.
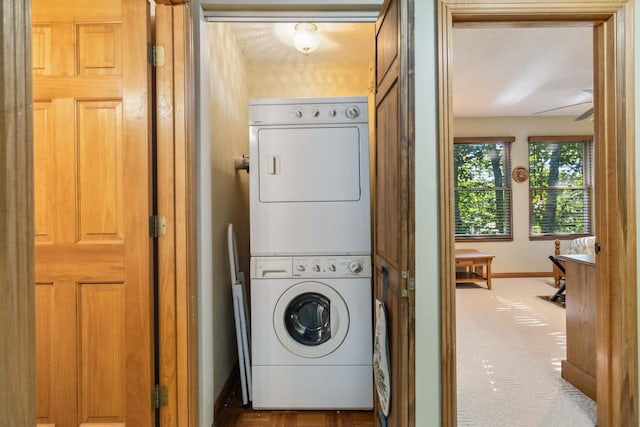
[256,126,362,202]
[273,281,349,358]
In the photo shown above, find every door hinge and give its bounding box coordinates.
[149,44,165,67]
[152,384,168,409]
[149,215,167,238]
[401,272,414,298]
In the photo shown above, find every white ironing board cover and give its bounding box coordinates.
[227,224,252,404]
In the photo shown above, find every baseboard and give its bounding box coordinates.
[214,364,239,423]
[492,272,553,278]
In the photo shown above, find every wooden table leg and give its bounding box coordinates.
[486,258,492,290]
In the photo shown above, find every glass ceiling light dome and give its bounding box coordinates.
[293,23,320,55]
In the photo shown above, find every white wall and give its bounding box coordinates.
[414,1,441,424]
[453,116,594,274]
[194,8,215,426]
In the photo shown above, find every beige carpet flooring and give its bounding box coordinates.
[456,278,597,427]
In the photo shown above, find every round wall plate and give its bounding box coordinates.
[512,166,529,183]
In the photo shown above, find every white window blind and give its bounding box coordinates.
[454,137,514,240]
[528,135,594,238]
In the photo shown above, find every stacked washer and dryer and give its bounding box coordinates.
[249,97,373,409]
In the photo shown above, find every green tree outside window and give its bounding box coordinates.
[528,136,593,238]
[454,137,513,240]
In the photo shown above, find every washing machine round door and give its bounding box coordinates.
[273,281,349,358]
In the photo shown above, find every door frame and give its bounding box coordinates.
[0,0,34,423]
[154,2,199,426]
[197,4,380,425]
[437,1,637,425]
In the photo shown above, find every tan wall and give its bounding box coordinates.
[453,115,594,274]
[247,62,373,99]
[207,22,251,401]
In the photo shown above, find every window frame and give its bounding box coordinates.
[453,136,515,242]
[527,135,594,240]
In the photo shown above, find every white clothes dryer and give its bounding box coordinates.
[249,97,371,256]
[250,256,373,410]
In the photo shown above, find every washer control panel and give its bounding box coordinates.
[292,255,371,278]
[251,255,372,279]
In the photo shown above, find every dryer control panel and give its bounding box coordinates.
[251,255,371,279]
[249,97,368,125]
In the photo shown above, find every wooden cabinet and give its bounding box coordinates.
[558,254,596,400]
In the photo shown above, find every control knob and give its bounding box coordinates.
[312,264,321,272]
[349,261,363,274]
[327,263,336,272]
[328,109,337,117]
[296,264,305,272]
[312,110,320,117]
[294,110,303,118]
[346,106,360,119]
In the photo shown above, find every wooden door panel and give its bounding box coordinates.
[376,0,398,88]
[79,284,126,423]
[31,23,75,76]
[31,25,52,75]
[33,1,152,426]
[33,101,54,242]
[375,82,401,266]
[375,0,414,425]
[388,283,407,425]
[52,98,78,243]
[77,100,124,241]
[36,281,78,427]
[35,284,54,421]
[77,24,122,76]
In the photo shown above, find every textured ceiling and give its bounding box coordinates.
[453,26,594,117]
[219,23,594,117]
[225,22,375,65]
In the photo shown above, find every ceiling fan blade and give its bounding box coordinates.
[574,106,594,121]
[533,100,592,115]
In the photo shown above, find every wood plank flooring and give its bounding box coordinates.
[215,376,376,426]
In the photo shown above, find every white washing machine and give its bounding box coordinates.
[250,255,373,409]
[249,97,370,256]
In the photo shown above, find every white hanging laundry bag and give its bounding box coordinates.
[373,267,391,424]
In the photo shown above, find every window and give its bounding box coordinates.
[454,137,514,240]
[528,135,593,238]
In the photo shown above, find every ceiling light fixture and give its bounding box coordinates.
[293,23,320,55]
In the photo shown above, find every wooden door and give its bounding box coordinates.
[32,0,154,426]
[374,0,415,425]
